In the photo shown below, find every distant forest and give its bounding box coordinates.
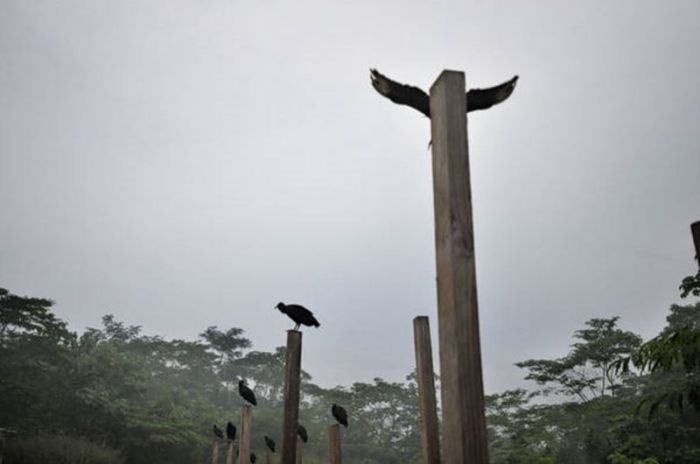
[1,282,699,464]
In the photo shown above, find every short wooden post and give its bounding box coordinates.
[295,439,303,464]
[212,439,220,464]
[226,441,236,464]
[238,406,253,464]
[691,221,700,267]
[413,316,441,464]
[266,450,271,464]
[328,424,342,464]
[281,330,302,464]
[429,70,489,463]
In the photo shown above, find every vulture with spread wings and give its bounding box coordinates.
[370,69,517,117]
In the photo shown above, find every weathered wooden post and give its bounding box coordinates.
[328,424,342,464]
[295,438,303,464]
[281,330,302,464]
[212,439,220,464]
[430,70,489,463]
[237,406,253,464]
[413,316,441,464]
[691,221,700,266]
[226,441,236,464]
[266,450,272,464]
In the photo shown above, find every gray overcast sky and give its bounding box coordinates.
[1,0,699,393]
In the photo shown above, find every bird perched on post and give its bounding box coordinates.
[226,422,236,441]
[370,68,518,117]
[238,380,257,406]
[213,424,224,440]
[276,302,320,331]
[331,404,348,428]
[297,424,308,443]
[250,452,257,463]
[264,436,275,453]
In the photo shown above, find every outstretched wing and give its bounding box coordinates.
[370,69,430,117]
[466,75,518,112]
[371,69,518,116]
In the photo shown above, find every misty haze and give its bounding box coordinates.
[1,1,699,463]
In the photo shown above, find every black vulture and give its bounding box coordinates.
[264,436,275,453]
[238,380,257,406]
[297,424,308,443]
[213,424,224,439]
[226,422,236,441]
[250,452,257,463]
[370,68,518,117]
[276,302,320,331]
[331,403,348,428]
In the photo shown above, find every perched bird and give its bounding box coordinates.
[331,403,348,428]
[264,436,276,453]
[239,380,257,406]
[226,422,237,441]
[250,452,257,463]
[297,424,308,443]
[213,424,224,440]
[370,68,518,117]
[276,302,320,331]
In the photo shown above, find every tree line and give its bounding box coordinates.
[1,285,699,463]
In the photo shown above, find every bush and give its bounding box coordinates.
[3,435,123,464]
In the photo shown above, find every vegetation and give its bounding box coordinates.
[1,284,699,463]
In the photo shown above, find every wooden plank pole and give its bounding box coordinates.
[429,70,489,464]
[691,221,700,268]
[295,439,303,464]
[211,439,220,464]
[328,424,342,464]
[237,406,253,464]
[281,330,302,464]
[226,441,236,464]
[266,450,271,464]
[413,316,441,464]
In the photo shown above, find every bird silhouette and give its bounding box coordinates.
[213,424,224,439]
[238,380,257,406]
[226,422,237,441]
[264,436,276,453]
[276,302,320,331]
[250,452,257,463]
[297,424,308,443]
[331,403,348,428]
[370,68,518,117]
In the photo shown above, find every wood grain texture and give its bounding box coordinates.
[328,424,342,464]
[281,330,302,464]
[413,316,441,464]
[429,70,488,464]
[212,440,220,464]
[295,439,302,464]
[237,406,252,464]
[226,441,235,464]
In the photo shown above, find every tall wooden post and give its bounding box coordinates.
[281,331,302,464]
[266,451,272,464]
[429,70,489,463]
[226,441,236,464]
[328,424,342,464]
[212,439,220,464]
[413,316,441,464]
[238,406,253,464]
[691,221,700,267]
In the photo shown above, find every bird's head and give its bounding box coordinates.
[275,302,286,313]
[239,379,246,386]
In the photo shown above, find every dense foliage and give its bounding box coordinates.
[1,285,699,463]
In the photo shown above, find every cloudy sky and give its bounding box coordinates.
[1,0,699,393]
